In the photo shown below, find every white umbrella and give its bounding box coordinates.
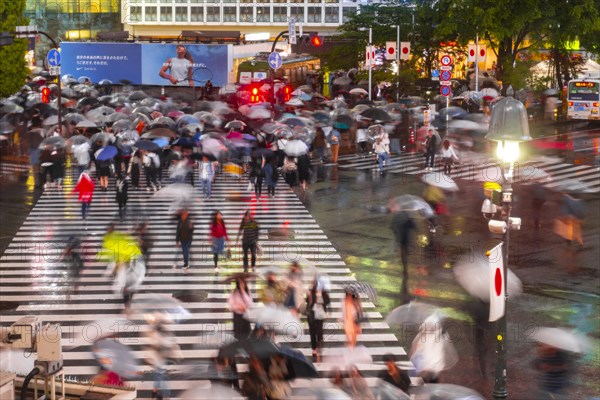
[532,327,590,353]
[481,87,499,99]
[42,115,59,127]
[349,88,368,95]
[201,137,226,158]
[422,172,459,192]
[453,256,523,302]
[245,305,303,338]
[322,345,373,370]
[385,301,440,328]
[181,383,244,399]
[155,183,196,212]
[285,139,309,156]
[388,195,435,217]
[286,98,304,106]
[448,119,487,131]
[76,119,97,128]
[131,294,191,322]
[247,107,271,120]
[195,332,236,349]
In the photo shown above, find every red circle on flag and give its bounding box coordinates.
[494,268,502,296]
[388,47,395,55]
[469,49,475,57]
[480,49,486,57]
[402,47,409,54]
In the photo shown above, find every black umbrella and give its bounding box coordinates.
[77,97,98,108]
[311,111,330,123]
[131,106,153,117]
[218,338,280,360]
[128,90,148,101]
[360,108,391,122]
[334,114,354,128]
[251,148,275,159]
[134,139,160,152]
[275,346,319,379]
[282,117,306,128]
[172,137,195,148]
[149,117,177,130]
[143,127,177,139]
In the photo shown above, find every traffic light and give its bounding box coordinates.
[309,33,322,47]
[250,85,260,103]
[283,85,293,102]
[41,86,50,103]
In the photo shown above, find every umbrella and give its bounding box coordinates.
[118,130,139,142]
[349,87,369,95]
[276,345,319,379]
[388,195,435,217]
[311,111,330,123]
[107,112,129,123]
[284,139,308,156]
[352,104,371,114]
[448,119,487,131]
[282,117,306,128]
[385,301,440,328]
[247,107,271,120]
[360,108,391,122]
[334,114,354,129]
[76,119,97,129]
[453,256,523,302]
[130,294,191,322]
[286,98,305,106]
[245,305,302,337]
[98,231,142,263]
[333,76,351,86]
[224,120,246,130]
[323,345,373,369]
[96,145,118,161]
[68,135,88,146]
[376,382,412,400]
[89,131,111,145]
[111,119,132,133]
[367,124,385,141]
[154,183,195,212]
[218,338,281,360]
[144,127,177,138]
[38,136,66,149]
[0,121,15,134]
[344,281,378,304]
[128,90,148,101]
[333,121,350,130]
[92,339,138,379]
[172,137,194,147]
[532,327,590,353]
[481,87,499,99]
[422,172,459,192]
[221,272,257,284]
[251,148,275,159]
[153,137,170,148]
[134,139,160,152]
[439,106,468,120]
[41,115,59,127]
[200,137,226,159]
[195,332,236,349]
[411,384,485,400]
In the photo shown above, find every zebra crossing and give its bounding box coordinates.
[337,152,600,193]
[0,167,415,398]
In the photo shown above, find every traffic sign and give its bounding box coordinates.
[440,70,452,81]
[49,66,60,76]
[440,66,452,71]
[268,52,282,70]
[440,81,452,86]
[440,54,452,66]
[47,49,61,67]
[440,86,452,97]
[288,17,297,45]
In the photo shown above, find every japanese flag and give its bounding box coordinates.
[477,45,487,62]
[488,243,505,322]
[365,46,375,66]
[385,42,396,60]
[400,42,411,60]
[467,44,477,62]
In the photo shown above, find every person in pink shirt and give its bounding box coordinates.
[228,277,253,340]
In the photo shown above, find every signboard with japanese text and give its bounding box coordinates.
[60,42,232,87]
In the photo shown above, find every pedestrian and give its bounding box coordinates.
[312,127,327,162]
[39,144,55,190]
[343,288,363,347]
[373,136,391,175]
[236,210,260,272]
[423,183,446,233]
[440,139,459,175]
[175,209,194,271]
[250,156,265,200]
[134,222,153,266]
[531,183,548,230]
[328,127,341,164]
[391,211,417,300]
[209,210,229,273]
[263,158,278,198]
[555,193,585,250]
[307,276,330,362]
[73,143,91,176]
[283,262,304,315]
[128,150,141,190]
[198,155,215,199]
[297,153,311,192]
[423,129,437,170]
[51,147,66,190]
[145,314,182,400]
[72,170,95,223]
[532,343,573,397]
[95,147,112,191]
[142,150,160,191]
[115,173,128,221]
[378,353,411,393]
[242,355,270,400]
[61,235,83,298]
[228,277,253,340]
[348,366,374,400]
[259,271,285,306]
[267,354,291,399]
[283,155,298,187]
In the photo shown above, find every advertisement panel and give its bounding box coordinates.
[61,42,231,86]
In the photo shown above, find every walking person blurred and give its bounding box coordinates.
[95,147,112,191]
[373,136,391,175]
[263,158,278,198]
[145,314,182,400]
[143,150,160,191]
[128,150,141,190]
[175,209,194,272]
[115,173,128,221]
[283,262,304,315]
[198,155,215,199]
[236,210,260,272]
[440,139,459,175]
[242,356,270,400]
[555,193,585,250]
[312,127,327,162]
[307,276,330,362]
[328,127,341,164]
[378,353,411,393]
[297,153,311,192]
[423,129,438,171]
[250,156,265,201]
[61,235,84,299]
[348,366,374,400]
[342,289,363,347]
[71,170,95,224]
[228,277,253,340]
[209,210,229,273]
[283,155,298,188]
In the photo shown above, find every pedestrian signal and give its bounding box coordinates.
[41,86,50,103]
[283,85,293,102]
[310,34,322,47]
[250,86,260,103]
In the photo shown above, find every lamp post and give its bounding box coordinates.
[484,97,532,400]
[368,27,373,101]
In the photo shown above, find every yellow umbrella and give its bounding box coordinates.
[98,231,142,263]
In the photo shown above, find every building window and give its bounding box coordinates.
[130,6,142,22]
[342,6,355,22]
[189,0,202,3]
[145,6,157,21]
[145,0,157,3]
[324,7,338,22]
[206,6,220,22]
[190,6,203,21]
[290,6,304,22]
[324,0,338,3]
[175,6,187,21]
[308,0,321,3]
[223,6,236,21]
[307,7,321,22]
[272,0,286,3]
[273,6,286,22]
[240,0,253,2]
[256,6,270,22]
[160,6,172,21]
[175,0,189,3]
[159,0,172,3]
[222,0,236,3]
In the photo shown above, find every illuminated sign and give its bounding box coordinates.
[574,82,597,88]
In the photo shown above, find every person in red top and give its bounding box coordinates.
[72,170,95,222]
[210,210,229,272]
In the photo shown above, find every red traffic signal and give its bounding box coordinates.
[41,86,50,103]
[250,86,260,103]
[310,34,322,47]
[283,85,293,102]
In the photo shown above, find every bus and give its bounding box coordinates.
[237,53,320,85]
[566,79,600,121]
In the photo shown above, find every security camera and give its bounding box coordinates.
[508,217,521,230]
[488,220,507,234]
[481,199,497,219]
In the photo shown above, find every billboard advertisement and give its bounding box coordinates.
[61,42,232,86]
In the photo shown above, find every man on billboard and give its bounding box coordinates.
[159,45,195,87]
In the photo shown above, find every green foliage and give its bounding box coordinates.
[0,0,28,98]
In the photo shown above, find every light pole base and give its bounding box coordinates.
[492,389,508,399]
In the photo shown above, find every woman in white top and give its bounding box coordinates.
[373,136,391,175]
[228,277,253,340]
[441,140,459,175]
[159,45,194,87]
[356,127,368,157]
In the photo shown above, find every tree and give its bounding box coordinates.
[0,0,28,98]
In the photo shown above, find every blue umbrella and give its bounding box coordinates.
[333,121,350,130]
[134,140,160,152]
[96,145,118,161]
[242,133,257,141]
[153,137,170,148]
[172,137,194,147]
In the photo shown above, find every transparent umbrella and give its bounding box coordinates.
[453,256,523,301]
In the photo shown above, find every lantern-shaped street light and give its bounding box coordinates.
[484,97,531,400]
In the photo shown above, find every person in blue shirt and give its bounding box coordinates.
[328,128,341,163]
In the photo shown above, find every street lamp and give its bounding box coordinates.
[359,27,373,101]
[484,97,531,400]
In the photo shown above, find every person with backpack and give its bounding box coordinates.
[175,209,194,272]
[143,150,160,191]
[263,158,278,198]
